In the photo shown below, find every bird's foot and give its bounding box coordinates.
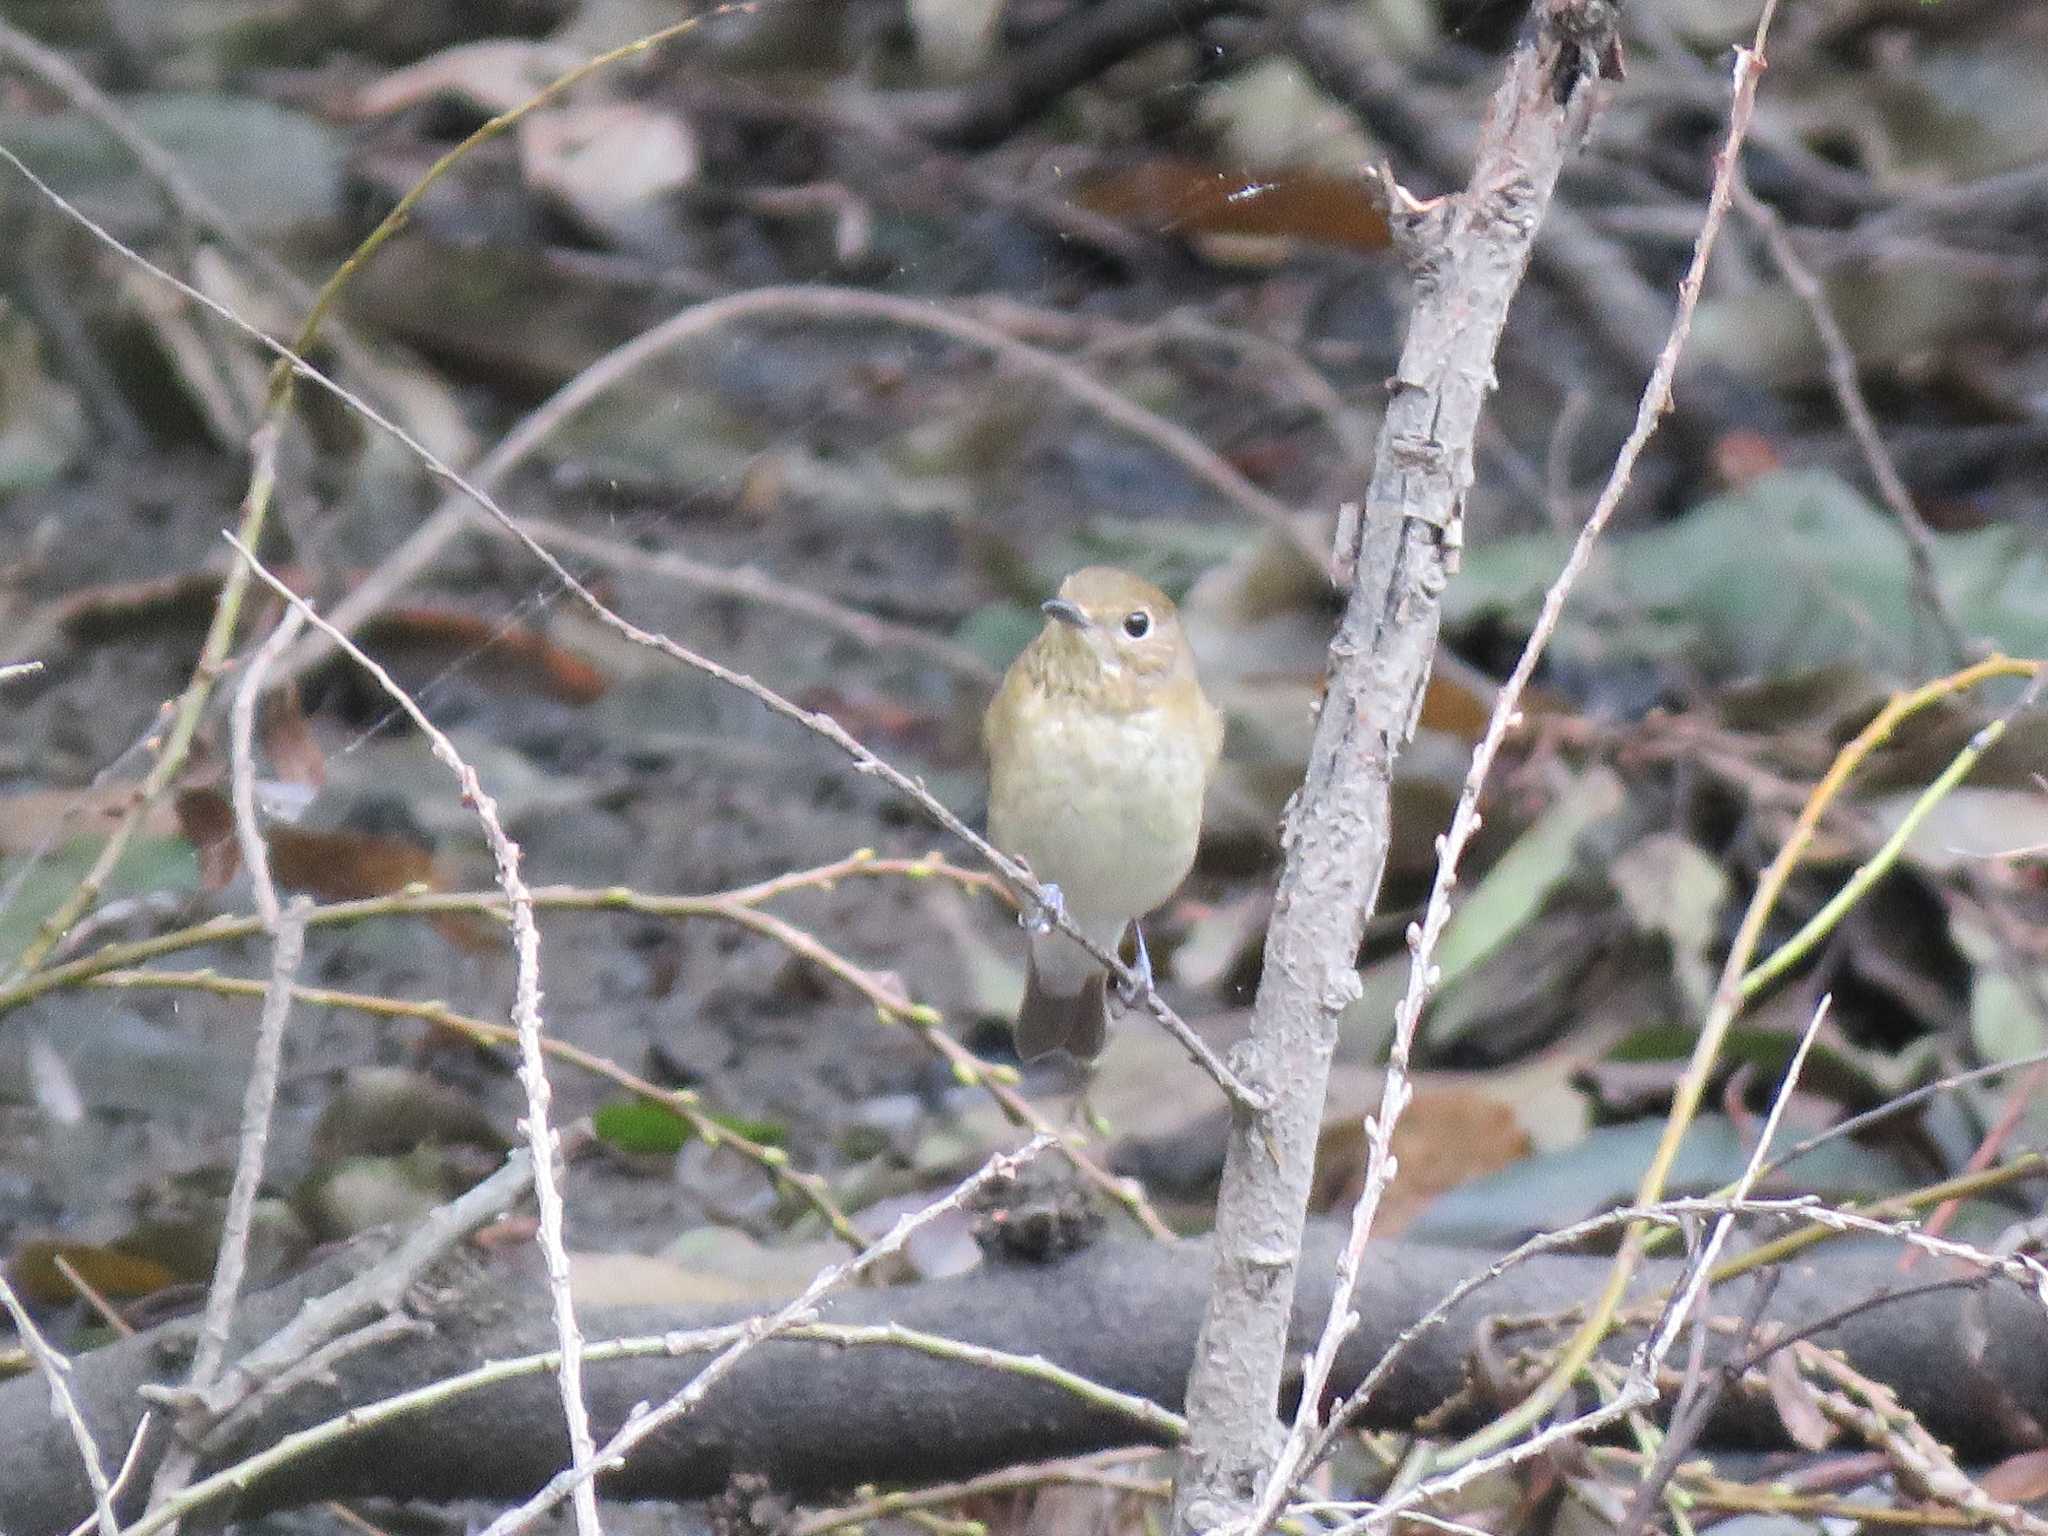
[1021,881,1065,937]
[1115,923,1154,1008]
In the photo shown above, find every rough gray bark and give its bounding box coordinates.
[1169,5,1620,1531]
[3,1232,2043,1536]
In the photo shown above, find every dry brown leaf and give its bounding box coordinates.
[53,569,235,644]
[354,608,608,704]
[1311,1082,1533,1232]
[8,1240,178,1307]
[172,787,240,891]
[264,823,438,902]
[173,788,495,948]
[1077,160,1391,255]
[1711,428,1784,490]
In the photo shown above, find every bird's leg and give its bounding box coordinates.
[1115,922,1154,1008]
[1019,879,1065,936]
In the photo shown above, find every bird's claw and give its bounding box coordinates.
[1021,881,1065,937]
[1115,923,1154,1008]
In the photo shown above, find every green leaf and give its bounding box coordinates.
[1449,468,2048,682]
[593,1098,690,1157]
[1972,969,2048,1066]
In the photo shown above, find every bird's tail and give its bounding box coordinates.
[1014,951,1109,1062]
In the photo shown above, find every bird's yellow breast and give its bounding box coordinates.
[984,664,1220,925]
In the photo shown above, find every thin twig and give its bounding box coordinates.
[1909,1057,2048,1264]
[1643,996,1832,1366]
[1798,1342,2048,1536]
[1733,179,1973,666]
[225,538,603,1536]
[226,571,302,931]
[120,1296,1172,1536]
[1740,665,2045,999]
[514,516,999,685]
[1765,1043,2048,1181]
[66,1415,154,1536]
[474,1134,1058,1536]
[174,1149,535,1424]
[143,900,308,1520]
[1597,1000,1836,1536]
[197,1313,425,1455]
[1710,1155,2047,1282]
[0,1268,120,1536]
[1727,1276,1986,1380]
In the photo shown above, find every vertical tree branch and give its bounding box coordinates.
[227,541,604,1536]
[1168,6,1618,1531]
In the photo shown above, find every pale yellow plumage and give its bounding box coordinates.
[983,567,1223,1060]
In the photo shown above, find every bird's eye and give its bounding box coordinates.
[1122,610,1152,639]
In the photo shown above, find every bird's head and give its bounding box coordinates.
[1034,566,1197,691]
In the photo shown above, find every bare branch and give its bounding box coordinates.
[224,539,603,1536]
[0,1270,120,1536]
[142,900,308,1520]
[1171,5,1618,1529]
[1733,180,1974,665]
[474,1134,1058,1536]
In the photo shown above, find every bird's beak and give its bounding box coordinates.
[1041,597,1089,628]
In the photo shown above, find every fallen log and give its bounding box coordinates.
[3,1224,2041,1534]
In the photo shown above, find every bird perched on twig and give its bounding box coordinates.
[983,566,1223,1061]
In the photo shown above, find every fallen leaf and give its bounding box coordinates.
[7,1240,178,1306]
[1077,160,1390,255]
[1311,1082,1533,1232]
[354,607,608,704]
[53,568,241,644]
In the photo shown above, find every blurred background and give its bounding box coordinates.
[1,0,2046,1474]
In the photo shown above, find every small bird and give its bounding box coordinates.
[983,566,1224,1061]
